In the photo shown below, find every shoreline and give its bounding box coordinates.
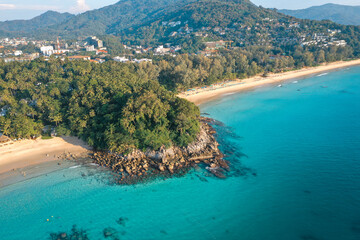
[0,159,78,189]
[92,117,228,184]
[0,118,226,187]
[1,59,359,188]
[179,59,360,105]
[0,136,91,175]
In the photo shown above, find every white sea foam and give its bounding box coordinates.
[222,92,235,96]
[317,73,328,77]
[69,165,81,169]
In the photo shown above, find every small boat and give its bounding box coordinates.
[277,84,283,87]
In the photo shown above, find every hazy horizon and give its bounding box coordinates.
[0,0,359,21]
[252,0,360,10]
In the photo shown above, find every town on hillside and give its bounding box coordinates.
[0,18,348,64]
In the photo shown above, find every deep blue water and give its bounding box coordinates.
[1,67,360,240]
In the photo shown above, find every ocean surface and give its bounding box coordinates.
[1,67,360,240]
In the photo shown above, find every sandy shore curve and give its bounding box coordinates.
[179,59,360,105]
[0,136,91,174]
[1,59,360,179]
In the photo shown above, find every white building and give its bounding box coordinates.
[0,109,6,117]
[330,40,347,46]
[85,45,95,51]
[40,46,54,56]
[95,58,105,63]
[155,45,171,54]
[54,49,70,54]
[113,56,129,63]
[14,50,23,56]
[133,58,152,63]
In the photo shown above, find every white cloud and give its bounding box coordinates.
[0,4,60,11]
[71,0,90,13]
[0,4,16,10]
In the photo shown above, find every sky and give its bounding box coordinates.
[251,0,360,9]
[0,0,360,21]
[0,0,118,21]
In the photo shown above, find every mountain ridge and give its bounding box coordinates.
[279,4,360,26]
[0,0,360,58]
[1,1,360,38]
[31,0,193,38]
[0,11,74,33]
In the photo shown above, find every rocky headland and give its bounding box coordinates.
[91,117,229,184]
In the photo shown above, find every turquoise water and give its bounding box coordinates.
[1,67,360,240]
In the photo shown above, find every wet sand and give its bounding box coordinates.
[0,136,91,175]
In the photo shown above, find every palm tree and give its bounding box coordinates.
[50,114,63,126]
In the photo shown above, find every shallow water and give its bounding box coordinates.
[1,67,360,240]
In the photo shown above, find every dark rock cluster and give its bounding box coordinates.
[91,117,229,184]
[49,225,89,240]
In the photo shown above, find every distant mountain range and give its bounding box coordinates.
[0,0,359,56]
[279,4,360,26]
[0,0,283,39]
[1,1,359,39]
[0,11,74,34]
[0,0,192,38]
[120,0,282,46]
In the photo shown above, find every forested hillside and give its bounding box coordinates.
[119,0,360,55]
[1,0,360,58]
[2,0,360,180]
[0,43,352,143]
[0,11,74,34]
[121,0,278,45]
[154,44,353,92]
[279,4,360,26]
[0,59,200,152]
[0,0,192,38]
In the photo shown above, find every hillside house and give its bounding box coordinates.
[205,40,232,50]
[68,56,91,61]
[113,56,129,63]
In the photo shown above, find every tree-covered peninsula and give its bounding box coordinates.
[0,58,229,183]
[0,59,200,152]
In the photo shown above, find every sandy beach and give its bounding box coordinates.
[1,59,359,181]
[179,59,360,105]
[0,136,91,174]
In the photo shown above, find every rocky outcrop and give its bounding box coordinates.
[91,117,229,184]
